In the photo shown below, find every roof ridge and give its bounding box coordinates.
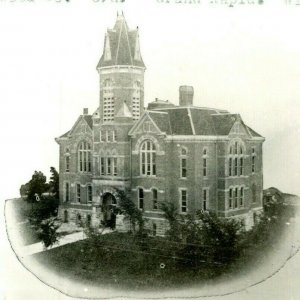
[147,110,168,114]
[115,18,123,65]
[187,107,195,135]
[124,19,133,65]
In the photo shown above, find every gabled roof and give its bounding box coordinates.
[83,115,93,129]
[148,111,172,134]
[58,114,93,139]
[246,125,263,138]
[130,106,263,138]
[211,114,239,136]
[59,130,70,138]
[97,13,145,69]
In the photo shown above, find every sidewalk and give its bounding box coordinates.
[18,228,113,257]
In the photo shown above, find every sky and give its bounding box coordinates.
[0,0,300,199]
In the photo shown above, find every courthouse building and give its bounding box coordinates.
[56,13,265,235]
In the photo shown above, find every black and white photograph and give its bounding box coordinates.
[1,0,300,299]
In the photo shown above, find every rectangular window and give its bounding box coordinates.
[107,131,112,142]
[203,158,207,177]
[113,157,118,176]
[65,182,69,202]
[181,158,187,178]
[240,157,244,176]
[152,189,158,210]
[252,156,255,173]
[107,157,111,175]
[87,186,92,203]
[76,184,81,203]
[65,156,70,172]
[234,187,238,208]
[203,188,209,211]
[240,187,244,207]
[138,188,144,209]
[100,130,105,142]
[112,130,117,142]
[229,188,233,209]
[100,157,105,175]
[229,158,232,177]
[181,189,187,213]
[234,157,238,176]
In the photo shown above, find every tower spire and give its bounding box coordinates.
[97,15,145,123]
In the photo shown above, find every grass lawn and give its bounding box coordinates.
[33,232,226,290]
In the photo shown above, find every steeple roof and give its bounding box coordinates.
[97,13,145,69]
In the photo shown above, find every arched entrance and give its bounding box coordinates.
[102,193,117,229]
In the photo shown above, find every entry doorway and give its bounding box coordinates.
[102,193,117,229]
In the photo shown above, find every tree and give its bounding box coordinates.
[19,182,30,199]
[37,217,60,249]
[28,195,59,226]
[26,171,48,203]
[49,167,59,198]
[160,202,181,241]
[117,190,144,234]
[196,211,242,265]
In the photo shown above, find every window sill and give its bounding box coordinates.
[228,206,244,211]
[78,171,93,174]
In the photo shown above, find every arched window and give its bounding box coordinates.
[87,185,93,203]
[228,140,245,177]
[103,78,112,87]
[78,141,91,172]
[180,148,187,178]
[240,187,244,207]
[65,156,70,173]
[152,189,158,210]
[140,140,156,176]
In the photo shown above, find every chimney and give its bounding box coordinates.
[179,86,194,107]
[83,108,88,115]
